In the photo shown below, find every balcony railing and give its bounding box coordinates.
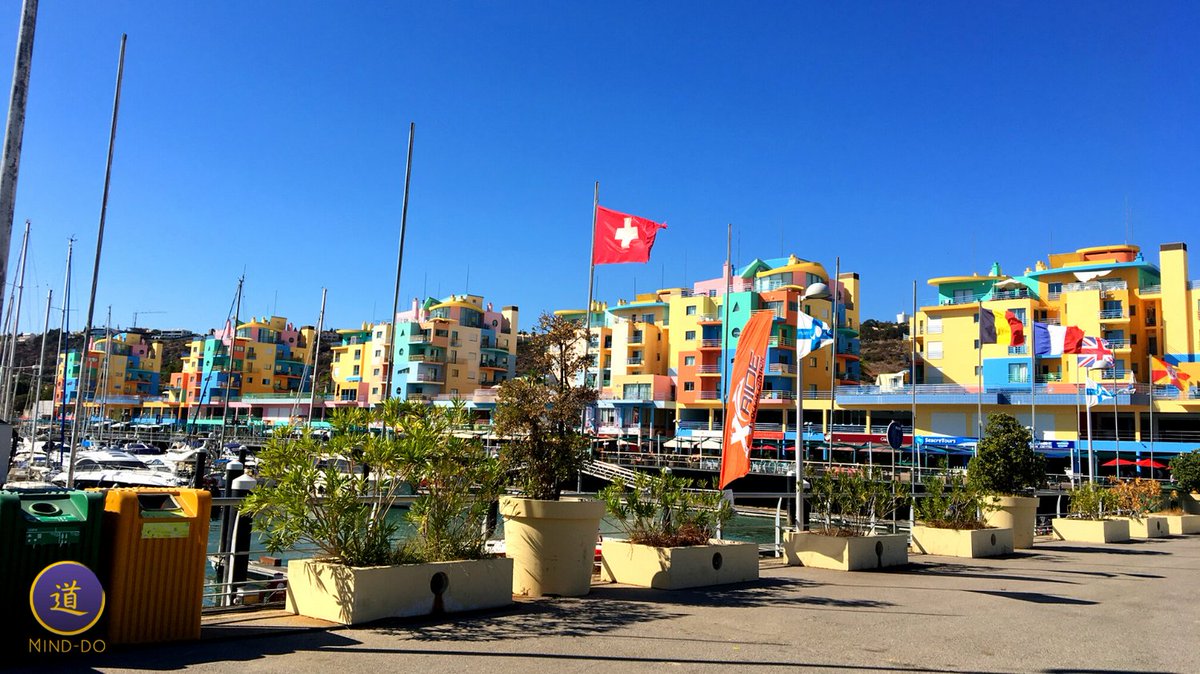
[1098,369,1130,380]
[1099,309,1125,320]
[759,390,795,401]
[768,336,795,348]
[627,357,644,365]
[1008,345,1027,355]
[696,365,721,374]
[696,391,721,400]
[1105,338,1130,349]
[766,363,796,375]
[700,339,723,348]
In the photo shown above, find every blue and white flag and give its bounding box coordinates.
[1085,376,1114,408]
[795,311,834,359]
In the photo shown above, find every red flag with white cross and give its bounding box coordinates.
[592,205,667,265]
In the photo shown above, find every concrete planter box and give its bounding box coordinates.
[286,557,513,625]
[1183,494,1200,516]
[782,531,908,571]
[911,525,1014,558]
[1114,515,1168,538]
[1051,518,1131,544]
[599,539,759,590]
[983,495,1038,549]
[1157,513,1200,535]
[500,496,605,597]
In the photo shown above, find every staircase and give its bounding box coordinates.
[581,459,640,483]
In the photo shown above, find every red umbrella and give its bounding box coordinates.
[1135,458,1167,469]
[1101,458,1138,467]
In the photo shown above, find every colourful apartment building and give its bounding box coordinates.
[389,295,519,404]
[557,254,862,447]
[53,330,166,420]
[166,316,318,426]
[329,322,392,406]
[837,242,1200,463]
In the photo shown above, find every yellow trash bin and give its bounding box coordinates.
[101,488,212,644]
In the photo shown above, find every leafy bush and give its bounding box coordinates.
[1109,477,1162,518]
[915,467,987,529]
[495,313,597,500]
[600,469,732,547]
[1067,482,1116,520]
[810,467,910,536]
[244,400,503,567]
[968,413,1046,496]
[1170,450,1200,493]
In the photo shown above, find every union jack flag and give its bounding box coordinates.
[1076,336,1115,369]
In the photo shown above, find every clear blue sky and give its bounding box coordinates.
[2,1,1198,334]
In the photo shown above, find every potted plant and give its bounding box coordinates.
[1170,450,1200,515]
[598,469,752,589]
[967,413,1046,549]
[911,467,1013,558]
[1051,482,1130,543]
[1153,488,1200,535]
[243,400,511,625]
[494,312,605,597]
[1110,477,1168,538]
[783,467,910,571]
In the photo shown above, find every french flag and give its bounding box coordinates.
[1033,322,1084,356]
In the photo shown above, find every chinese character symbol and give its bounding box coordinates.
[50,579,87,616]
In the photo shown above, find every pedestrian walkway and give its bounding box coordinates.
[29,534,1200,673]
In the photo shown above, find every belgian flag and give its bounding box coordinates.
[979,308,1025,346]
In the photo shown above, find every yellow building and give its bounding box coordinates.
[330,322,392,405]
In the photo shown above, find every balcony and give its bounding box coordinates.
[627,357,645,366]
[1105,339,1130,349]
[1139,285,1161,295]
[696,391,722,400]
[408,353,446,364]
[695,364,721,374]
[1098,369,1130,381]
[759,390,795,401]
[699,339,723,349]
[768,336,795,348]
[1008,345,1027,355]
[1099,309,1125,320]
[766,363,795,375]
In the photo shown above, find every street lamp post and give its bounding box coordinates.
[794,282,831,529]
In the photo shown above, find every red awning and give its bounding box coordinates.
[1101,458,1138,467]
[1135,458,1168,469]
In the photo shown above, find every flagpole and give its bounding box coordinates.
[976,300,983,443]
[909,279,917,539]
[383,121,414,403]
[827,256,839,467]
[583,181,599,430]
[721,224,732,405]
[1029,314,1037,443]
[1112,380,1120,472]
[1148,350,1155,470]
[794,313,804,528]
[1074,375,1081,479]
[1087,386,1095,483]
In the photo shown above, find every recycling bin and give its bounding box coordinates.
[101,488,212,644]
[0,488,105,646]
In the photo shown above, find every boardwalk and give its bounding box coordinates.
[31,534,1200,673]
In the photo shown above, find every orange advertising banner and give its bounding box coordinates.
[719,311,775,489]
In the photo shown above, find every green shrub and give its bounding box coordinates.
[915,467,987,529]
[810,467,909,536]
[1067,482,1116,520]
[968,413,1046,496]
[1110,477,1162,518]
[600,469,732,547]
[1170,450,1200,493]
[243,400,503,567]
[494,313,597,500]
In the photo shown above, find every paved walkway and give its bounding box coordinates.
[24,534,1200,673]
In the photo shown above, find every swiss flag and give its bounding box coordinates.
[592,205,666,265]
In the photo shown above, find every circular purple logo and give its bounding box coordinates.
[29,561,106,636]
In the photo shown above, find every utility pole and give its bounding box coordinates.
[0,0,38,334]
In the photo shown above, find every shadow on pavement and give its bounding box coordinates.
[57,629,361,672]
[970,590,1098,605]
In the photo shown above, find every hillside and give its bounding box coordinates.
[858,319,911,383]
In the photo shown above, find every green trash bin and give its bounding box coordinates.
[0,488,105,648]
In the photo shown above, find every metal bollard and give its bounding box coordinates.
[227,473,257,606]
[216,459,244,585]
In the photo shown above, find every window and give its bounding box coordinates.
[263,378,269,385]
[623,383,652,399]
[684,382,695,392]
[1048,282,1063,295]
[374,349,381,357]
[352,365,360,376]
[731,328,741,338]
[974,366,981,376]
[927,341,943,359]
[974,339,980,349]
[452,369,459,377]
[1008,363,1028,383]
[353,349,361,358]
[927,318,943,334]
[686,305,697,316]
[685,330,696,340]
[952,289,974,304]
[973,313,979,323]
[684,356,695,366]
[809,357,817,367]
[373,368,380,376]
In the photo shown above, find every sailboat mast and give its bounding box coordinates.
[67,34,126,488]
[0,219,28,418]
[217,275,243,449]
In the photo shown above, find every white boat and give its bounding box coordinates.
[49,449,186,489]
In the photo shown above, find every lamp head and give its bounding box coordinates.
[802,283,831,300]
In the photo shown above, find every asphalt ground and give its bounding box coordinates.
[19,533,1200,674]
